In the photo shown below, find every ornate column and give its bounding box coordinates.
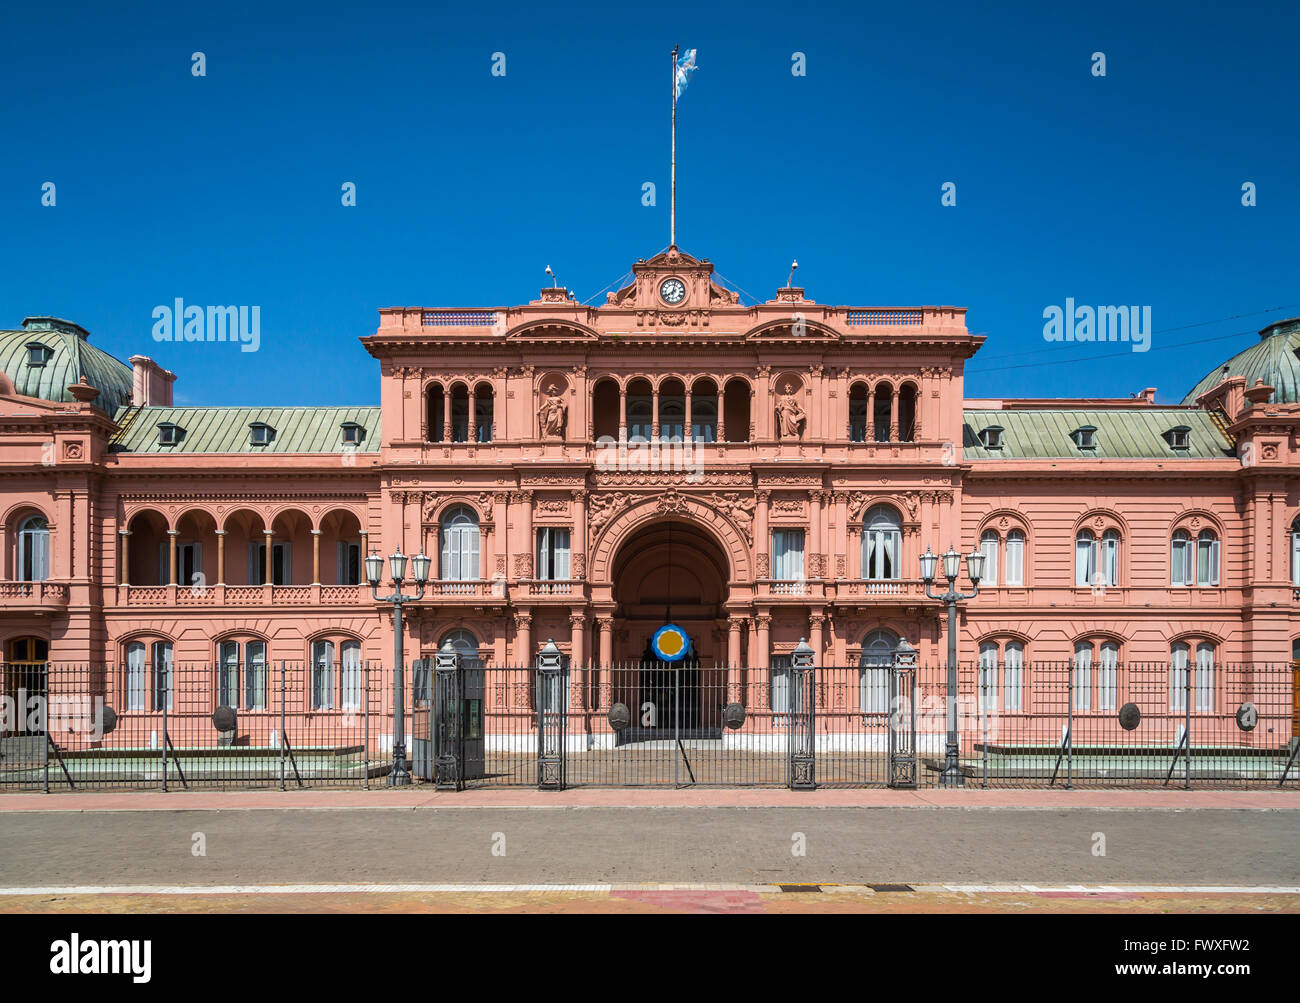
[469,387,477,444]
[619,387,627,441]
[493,492,510,584]
[311,529,321,584]
[597,616,614,665]
[651,384,659,439]
[215,529,226,585]
[755,490,771,579]
[755,613,772,670]
[571,490,587,580]
[263,529,274,585]
[727,615,745,700]
[889,387,900,442]
[867,384,877,441]
[684,383,693,442]
[716,393,726,443]
[514,611,533,666]
[834,492,849,579]
[809,490,823,578]
[809,611,825,665]
[515,490,534,579]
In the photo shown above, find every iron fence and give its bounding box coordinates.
[2,659,1296,791]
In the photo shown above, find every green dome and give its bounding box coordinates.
[1183,317,1300,404]
[0,317,133,413]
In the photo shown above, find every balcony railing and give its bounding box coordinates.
[0,580,70,609]
[836,579,925,598]
[423,580,507,599]
[122,583,365,606]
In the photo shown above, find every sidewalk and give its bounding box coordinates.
[0,787,1295,811]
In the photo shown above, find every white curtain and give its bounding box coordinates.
[979,532,998,588]
[341,641,362,710]
[862,506,901,580]
[1005,531,1024,586]
[1196,532,1219,587]
[1171,531,1191,586]
[1169,643,1189,711]
[126,642,146,711]
[1072,642,1092,710]
[246,641,266,710]
[1194,643,1214,712]
[770,655,792,714]
[1292,526,1300,586]
[1098,642,1118,711]
[1101,530,1120,586]
[771,529,805,581]
[978,642,998,712]
[1075,532,1094,587]
[1004,641,1024,711]
[313,641,334,709]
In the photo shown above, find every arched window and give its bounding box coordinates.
[722,378,750,443]
[474,383,494,443]
[152,641,173,711]
[17,515,50,582]
[439,628,484,669]
[979,530,999,588]
[1098,641,1119,711]
[312,639,335,709]
[426,385,445,443]
[872,383,893,442]
[1195,642,1215,712]
[218,638,267,710]
[440,506,481,585]
[862,505,902,580]
[848,383,868,442]
[1004,641,1024,710]
[977,641,998,711]
[1005,530,1025,586]
[1076,528,1119,588]
[858,629,898,714]
[898,384,917,442]
[1072,641,1093,710]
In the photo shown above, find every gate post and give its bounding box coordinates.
[789,638,816,790]
[888,640,918,789]
[434,646,462,790]
[536,639,566,790]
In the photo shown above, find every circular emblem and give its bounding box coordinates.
[212,705,238,733]
[1235,702,1258,732]
[99,706,118,736]
[1118,702,1142,731]
[659,277,686,305]
[608,702,631,731]
[723,702,746,730]
[651,624,691,663]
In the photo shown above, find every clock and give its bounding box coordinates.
[659,277,686,305]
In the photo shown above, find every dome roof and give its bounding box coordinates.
[0,317,133,413]
[1183,317,1300,405]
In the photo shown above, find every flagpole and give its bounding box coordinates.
[671,44,677,248]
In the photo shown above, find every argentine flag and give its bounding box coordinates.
[674,48,698,100]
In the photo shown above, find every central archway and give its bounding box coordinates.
[610,519,730,666]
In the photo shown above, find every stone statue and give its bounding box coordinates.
[775,389,806,439]
[538,384,567,439]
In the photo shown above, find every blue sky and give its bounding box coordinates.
[1,0,1296,406]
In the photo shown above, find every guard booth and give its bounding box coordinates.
[415,642,486,786]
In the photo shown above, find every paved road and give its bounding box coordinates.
[1,807,1296,886]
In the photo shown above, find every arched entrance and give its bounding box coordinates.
[610,519,729,736]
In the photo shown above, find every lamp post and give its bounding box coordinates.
[366,547,431,786]
[919,544,984,787]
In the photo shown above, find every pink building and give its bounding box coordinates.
[1,248,1298,778]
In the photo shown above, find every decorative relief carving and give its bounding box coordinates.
[756,553,770,578]
[538,382,568,438]
[513,554,534,577]
[571,553,586,579]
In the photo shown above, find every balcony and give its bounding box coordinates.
[0,580,70,615]
[120,583,366,607]
[421,580,508,601]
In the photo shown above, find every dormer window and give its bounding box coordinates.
[978,426,1004,450]
[249,423,275,446]
[340,422,365,445]
[25,343,53,367]
[1164,426,1191,451]
[1071,426,1098,450]
[157,423,184,446]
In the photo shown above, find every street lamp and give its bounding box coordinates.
[367,547,430,785]
[920,544,984,787]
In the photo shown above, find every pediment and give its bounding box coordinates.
[505,319,602,342]
[745,319,841,342]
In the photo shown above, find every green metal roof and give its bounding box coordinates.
[110,406,381,453]
[0,318,134,414]
[963,409,1233,460]
[1183,317,1300,404]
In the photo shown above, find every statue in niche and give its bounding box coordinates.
[538,383,568,439]
[774,388,807,439]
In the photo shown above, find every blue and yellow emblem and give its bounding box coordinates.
[651,624,691,663]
